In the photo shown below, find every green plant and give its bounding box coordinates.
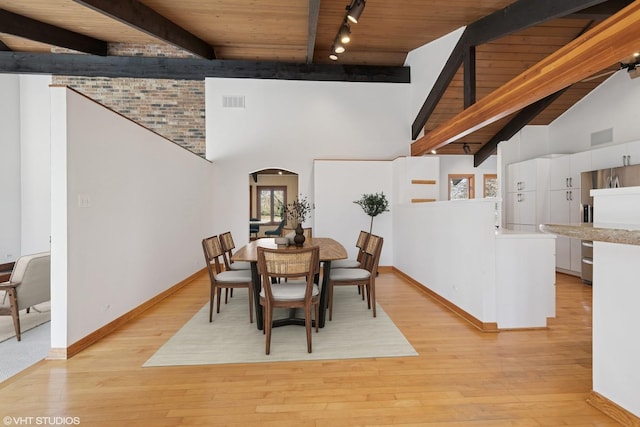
[285,195,311,226]
[354,192,390,234]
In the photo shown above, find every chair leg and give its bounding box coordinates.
[365,283,372,310]
[305,305,312,353]
[370,281,377,318]
[216,288,223,313]
[209,285,215,322]
[265,305,273,355]
[314,302,319,333]
[9,289,21,341]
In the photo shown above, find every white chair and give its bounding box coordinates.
[0,252,51,341]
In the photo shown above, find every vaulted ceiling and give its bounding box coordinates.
[1,0,639,165]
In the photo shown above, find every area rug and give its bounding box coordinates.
[0,301,51,343]
[143,286,417,366]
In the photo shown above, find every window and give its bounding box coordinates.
[448,174,475,200]
[483,174,498,198]
[257,186,286,224]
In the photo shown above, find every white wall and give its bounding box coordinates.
[393,199,498,322]
[205,78,410,250]
[50,87,215,347]
[405,27,466,134]
[313,160,393,265]
[500,70,640,166]
[20,75,52,255]
[0,74,22,262]
[550,71,640,153]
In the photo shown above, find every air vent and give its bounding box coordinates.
[222,95,245,109]
[590,128,613,146]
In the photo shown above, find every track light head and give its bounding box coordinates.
[332,38,345,54]
[463,143,471,154]
[329,52,339,61]
[347,0,366,24]
[339,22,351,44]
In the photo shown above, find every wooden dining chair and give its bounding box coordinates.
[331,230,369,269]
[219,231,252,302]
[331,230,370,299]
[202,235,253,323]
[257,246,320,355]
[328,234,383,320]
[219,232,251,271]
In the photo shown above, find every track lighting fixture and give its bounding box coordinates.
[347,0,366,24]
[329,1,365,61]
[463,143,471,154]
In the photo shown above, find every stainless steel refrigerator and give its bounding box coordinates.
[580,163,640,283]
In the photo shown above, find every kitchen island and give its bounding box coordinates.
[541,186,640,424]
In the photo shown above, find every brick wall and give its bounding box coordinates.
[52,44,206,156]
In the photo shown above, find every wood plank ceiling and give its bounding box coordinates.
[0,0,638,164]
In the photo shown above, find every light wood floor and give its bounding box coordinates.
[1,271,620,426]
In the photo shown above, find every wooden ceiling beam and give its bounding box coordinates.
[0,8,107,56]
[411,0,607,140]
[568,0,634,19]
[0,52,409,83]
[473,89,568,166]
[473,21,594,166]
[306,0,321,64]
[466,0,608,45]
[411,1,640,157]
[463,45,476,108]
[411,34,466,139]
[73,0,215,59]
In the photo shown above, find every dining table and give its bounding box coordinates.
[232,237,347,330]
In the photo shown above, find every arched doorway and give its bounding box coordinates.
[249,168,298,239]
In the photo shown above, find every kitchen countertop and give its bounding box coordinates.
[539,223,640,246]
[495,229,556,239]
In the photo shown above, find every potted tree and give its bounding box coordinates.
[354,192,390,234]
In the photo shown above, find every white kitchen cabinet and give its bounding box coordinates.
[507,159,541,192]
[495,231,556,328]
[506,158,549,232]
[549,189,581,273]
[550,151,591,191]
[548,151,589,275]
[590,140,640,170]
[550,155,571,191]
[623,139,640,166]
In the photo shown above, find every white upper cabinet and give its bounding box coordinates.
[590,144,626,170]
[550,156,571,191]
[550,151,591,191]
[570,151,591,187]
[589,140,640,170]
[505,158,550,231]
[507,158,545,193]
